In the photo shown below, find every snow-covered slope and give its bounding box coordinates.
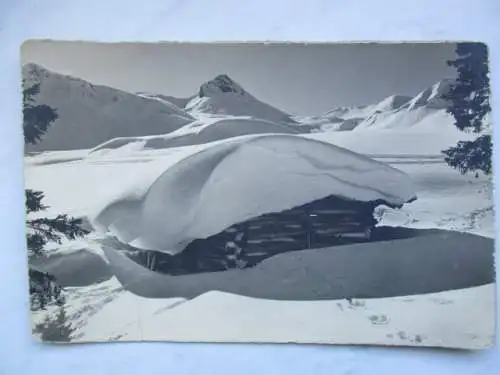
[354,80,455,131]
[184,74,296,124]
[305,126,476,157]
[91,134,416,255]
[32,276,494,349]
[22,63,195,151]
[297,79,456,132]
[91,116,301,151]
[116,283,496,349]
[324,104,373,120]
[407,79,454,111]
[136,92,193,109]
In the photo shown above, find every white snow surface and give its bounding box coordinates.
[32,280,495,349]
[132,284,496,349]
[91,116,300,151]
[31,277,186,342]
[90,134,416,254]
[305,127,476,157]
[136,92,193,112]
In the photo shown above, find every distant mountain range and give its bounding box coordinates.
[294,79,455,132]
[22,63,457,152]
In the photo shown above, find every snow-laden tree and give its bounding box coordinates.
[24,80,90,309]
[442,42,492,177]
[23,81,58,145]
[34,307,74,342]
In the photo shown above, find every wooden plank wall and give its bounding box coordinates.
[129,196,378,275]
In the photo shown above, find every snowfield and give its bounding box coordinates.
[307,130,494,238]
[32,279,495,349]
[104,284,495,350]
[25,69,495,349]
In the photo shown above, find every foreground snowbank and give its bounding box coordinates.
[32,234,494,349]
[92,134,416,255]
[31,277,185,342]
[136,283,495,349]
[60,281,494,350]
[34,273,493,349]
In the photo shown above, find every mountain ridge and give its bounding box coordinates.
[22,62,459,152]
[22,63,195,151]
[296,78,457,132]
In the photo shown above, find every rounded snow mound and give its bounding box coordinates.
[92,134,417,256]
[92,118,300,151]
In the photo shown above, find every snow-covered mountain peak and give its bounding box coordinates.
[198,74,247,97]
[184,74,295,124]
[373,95,412,113]
[408,78,455,111]
[23,63,96,93]
[22,63,194,151]
[23,62,46,81]
[296,78,458,132]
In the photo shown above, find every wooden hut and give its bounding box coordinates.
[129,194,379,275]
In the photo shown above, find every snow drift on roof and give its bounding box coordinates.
[91,134,416,255]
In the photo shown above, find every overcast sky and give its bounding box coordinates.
[21,41,457,115]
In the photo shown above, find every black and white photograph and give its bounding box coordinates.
[22,41,495,349]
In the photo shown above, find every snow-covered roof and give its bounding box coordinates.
[91,134,416,255]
